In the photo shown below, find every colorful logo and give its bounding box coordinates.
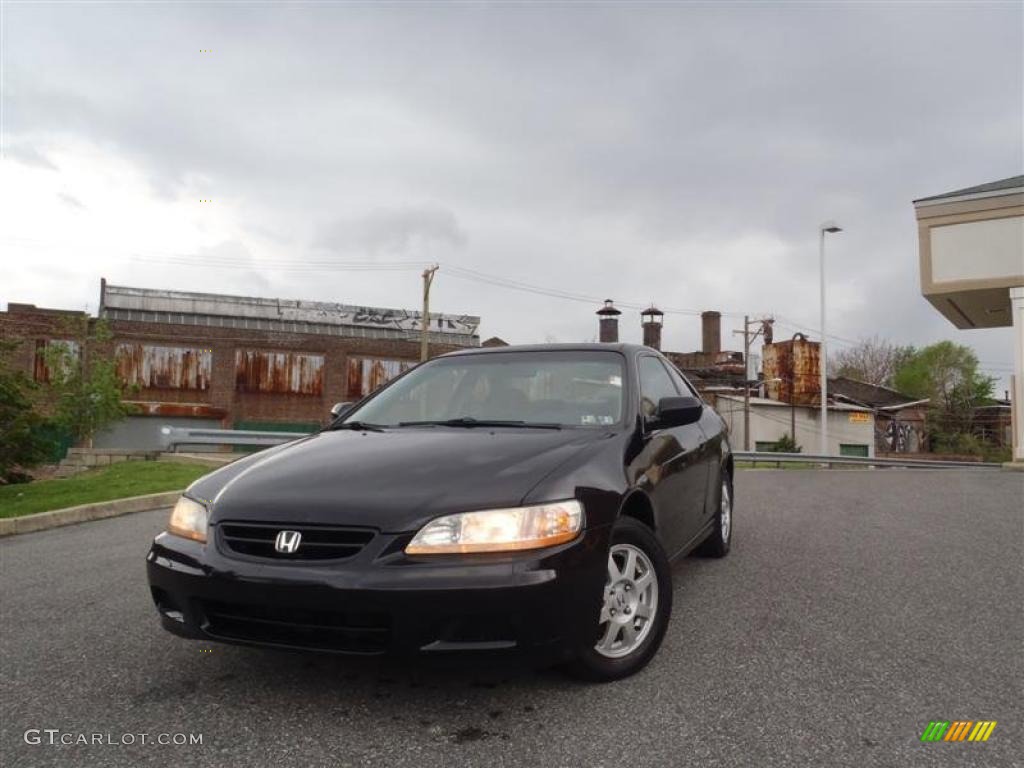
[920,721,997,742]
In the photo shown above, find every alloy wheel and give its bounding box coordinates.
[595,543,659,658]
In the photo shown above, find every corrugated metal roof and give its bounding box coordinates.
[913,175,1024,203]
[717,394,872,412]
[101,284,480,340]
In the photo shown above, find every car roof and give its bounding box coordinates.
[439,342,651,358]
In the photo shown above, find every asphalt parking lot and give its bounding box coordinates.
[1,469,1021,768]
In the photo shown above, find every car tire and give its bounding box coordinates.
[697,469,732,558]
[566,515,672,682]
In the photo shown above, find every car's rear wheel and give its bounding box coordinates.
[566,516,671,682]
[697,470,732,558]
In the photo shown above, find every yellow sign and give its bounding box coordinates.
[848,412,871,424]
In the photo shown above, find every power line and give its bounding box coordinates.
[120,250,760,319]
[2,235,893,347]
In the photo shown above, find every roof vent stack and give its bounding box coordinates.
[596,299,622,343]
[642,305,664,351]
[701,311,721,356]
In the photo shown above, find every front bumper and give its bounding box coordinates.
[146,523,611,660]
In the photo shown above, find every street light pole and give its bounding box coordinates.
[743,315,750,451]
[819,221,842,456]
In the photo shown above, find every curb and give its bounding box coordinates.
[157,452,238,468]
[0,490,182,538]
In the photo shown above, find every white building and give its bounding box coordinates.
[715,394,875,457]
[914,175,1023,464]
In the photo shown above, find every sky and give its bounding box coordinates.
[1,1,1021,391]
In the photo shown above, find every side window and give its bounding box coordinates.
[665,362,701,399]
[638,356,680,419]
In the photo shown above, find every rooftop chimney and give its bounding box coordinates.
[642,305,664,351]
[701,310,721,356]
[596,299,621,343]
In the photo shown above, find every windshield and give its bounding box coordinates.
[344,351,625,428]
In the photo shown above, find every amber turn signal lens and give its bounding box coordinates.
[167,496,208,543]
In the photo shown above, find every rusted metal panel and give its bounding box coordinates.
[346,357,414,400]
[124,401,227,419]
[235,349,324,396]
[116,344,211,390]
[763,338,821,405]
[33,340,48,382]
[33,339,80,383]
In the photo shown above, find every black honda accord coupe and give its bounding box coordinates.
[147,343,733,681]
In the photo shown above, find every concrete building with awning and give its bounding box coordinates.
[913,175,1024,464]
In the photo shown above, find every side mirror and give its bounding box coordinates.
[655,396,703,428]
[330,401,353,419]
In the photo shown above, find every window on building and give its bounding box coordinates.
[839,443,869,457]
[346,357,415,400]
[235,350,324,396]
[116,344,212,390]
[33,339,80,383]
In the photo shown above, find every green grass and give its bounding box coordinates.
[0,461,210,519]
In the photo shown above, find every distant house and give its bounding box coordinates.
[715,394,876,457]
[828,376,929,454]
[973,399,1013,448]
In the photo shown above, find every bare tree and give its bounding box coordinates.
[830,335,915,388]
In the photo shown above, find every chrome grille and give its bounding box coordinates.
[218,521,375,561]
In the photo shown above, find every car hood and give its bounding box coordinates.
[192,427,610,532]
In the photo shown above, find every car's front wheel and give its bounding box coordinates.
[566,516,672,682]
[698,469,732,558]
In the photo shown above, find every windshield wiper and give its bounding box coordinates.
[397,417,562,430]
[328,420,386,432]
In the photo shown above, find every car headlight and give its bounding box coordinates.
[405,500,583,555]
[167,496,208,543]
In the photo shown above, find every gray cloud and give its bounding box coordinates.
[3,2,1021,386]
[57,192,85,210]
[317,205,467,256]
[6,141,58,171]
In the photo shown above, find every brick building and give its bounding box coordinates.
[1,281,480,449]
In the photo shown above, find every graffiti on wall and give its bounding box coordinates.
[347,357,414,400]
[343,308,478,336]
[880,419,922,453]
[116,344,210,390]
[235,350,324,396]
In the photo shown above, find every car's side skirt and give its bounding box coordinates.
[667,519,715,563]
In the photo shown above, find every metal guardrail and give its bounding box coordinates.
[733,451,1002,470]
[158,428,1002,469]
[160,426,310,451]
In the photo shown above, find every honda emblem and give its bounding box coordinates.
[274,530,302,554]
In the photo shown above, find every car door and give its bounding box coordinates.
[666,363,722,526]
[633,355,710,558]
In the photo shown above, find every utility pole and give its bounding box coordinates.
[733,316,774,451]
[420,265,439,362]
